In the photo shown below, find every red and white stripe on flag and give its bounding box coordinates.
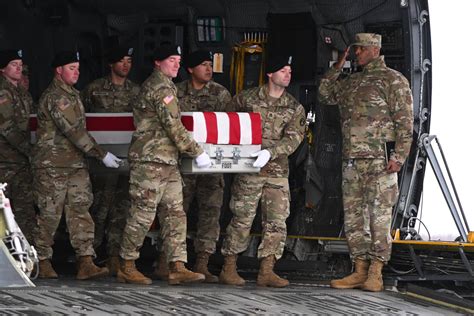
[181,112,262,145]
[30,113,136,144]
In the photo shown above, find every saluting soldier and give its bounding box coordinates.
[0,49,36,244]
[319,33,414,292]
[220,55,306,288]
[81,45,140,276]
[117,45,211,285]
[32,51,122,280]
[153,50,232,283]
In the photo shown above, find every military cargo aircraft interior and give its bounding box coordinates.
[1,0,474,314]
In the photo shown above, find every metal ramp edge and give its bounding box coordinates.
[0,240,34,288]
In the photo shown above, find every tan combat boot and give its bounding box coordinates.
[76,256,109,280]
[361,260,384,292]
[168,261,205,285]
[330,258,369,289]
[219,255,245,286]
[106,256,120,277]
[152,254,169,281]
[117,259,152,285]
[38,259,58,279]
[194,252,218,283]
[256,255,289,288]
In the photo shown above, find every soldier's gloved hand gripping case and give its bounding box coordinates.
[251,149,271,168]
[195,152,212,168]
[102,152,122,168]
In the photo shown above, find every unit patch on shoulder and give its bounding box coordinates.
[163,95,174,105]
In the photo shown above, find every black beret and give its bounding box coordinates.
[153,45,182,61]
[51,51,80,68]
[0,49,23,68]
[186,50,212,68]
[266,54,293,74]
[108,46,134,63]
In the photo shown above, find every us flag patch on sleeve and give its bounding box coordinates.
[163,95,174,105]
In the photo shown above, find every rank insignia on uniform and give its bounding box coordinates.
[163,95,174,104]
[299,117,306,126]
[128,48,134,55]
[17,50,23,58]
[288,56,292,64]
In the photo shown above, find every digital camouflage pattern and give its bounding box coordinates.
[176,79,232,112]
[121,69,204,263]
[318,55,414,263]
[0,76,36,244]
[318,56,413,165]
[33,78,107,260]
[0,76,32,164]
[33,168,95,260]
[90,173,130,256]
[80,75,139,257]
[33,78,106,168]
[128,69,203,164]
[351,33,382,47]
[103,177,130,256]
[222,85,305,259]
[222,175,290,259]
[182,164,224,254]
[227,85,306,178]
[177,79,231,254]
[120,163,187,263]
[80,76,140,112]
[342,159,398,262]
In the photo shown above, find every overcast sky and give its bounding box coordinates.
[418,2,474,240]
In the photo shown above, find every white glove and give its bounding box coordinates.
[251,149,271,168]
[102,152,122,168]
[195,152,212,168]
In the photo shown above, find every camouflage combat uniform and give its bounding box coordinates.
[81,76,139,112]
[119,69,203,263]
[0,76,36,244]
[176,79,231,254]
[318,56,413,263]
[81,76,140,257]
[221,85,305,260]
[32,78,107,260]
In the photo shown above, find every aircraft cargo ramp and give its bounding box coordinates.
[0,240,34,288]
[0,278,467,315]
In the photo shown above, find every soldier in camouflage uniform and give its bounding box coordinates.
[173,50,231,283]
[81,46,140,276]
[318,33,414,292]
[81,46,139,112]
[18,64,37,114]
[32,51,122,280]
[220,55,305,288]
[117,45,212,285]
[0,49,36,244]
